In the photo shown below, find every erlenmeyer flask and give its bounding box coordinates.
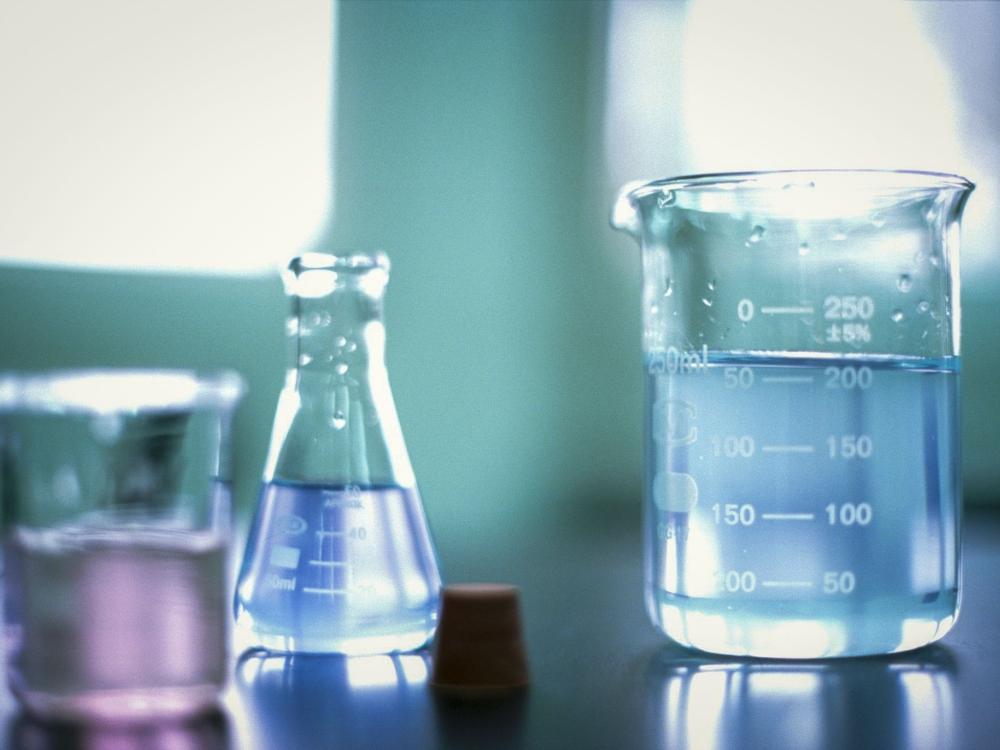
[234,252,441,654]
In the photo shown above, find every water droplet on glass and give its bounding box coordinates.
[307,312,323,328]
[657,190,676,209]
[663,277,673,297]
[798,242,810,256]
[650,305,659,315]
[701,297,713,307]
[897,274,912,293]
[917,300,930,314]
[913,250,927,265]
[332,411,346,430]
[929,255,940,267]
[924,206,939,222]
[891,309,904,323]
[746,225,766,245]
[346,341,357,352]
[335,362,348,375]
[334,335,347,347]
[707,279,716,291]
[298,353,312,366]
[870,213,886,228]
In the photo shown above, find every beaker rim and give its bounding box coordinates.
[0,369,246,415]
[622,169,974,200]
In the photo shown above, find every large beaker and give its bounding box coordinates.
[612,170,973,657]
[234,252,441,654]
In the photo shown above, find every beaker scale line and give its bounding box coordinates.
[760,444,815,453]
[760,581,814,588]
[308,560,349,568]
[301,587,349,595]
[761,513,816,521]
[760,376,815,384]
[760,306,815,315]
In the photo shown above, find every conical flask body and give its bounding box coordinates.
[234,253,441,654]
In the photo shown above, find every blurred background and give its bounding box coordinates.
[1,0,998,575]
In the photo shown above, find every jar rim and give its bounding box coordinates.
[0,369,245,415]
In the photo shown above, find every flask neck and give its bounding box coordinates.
[290,285,385,378]
[264,255,414,488]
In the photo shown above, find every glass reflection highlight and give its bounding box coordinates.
[232,652,435,749]
[645,646,956,750]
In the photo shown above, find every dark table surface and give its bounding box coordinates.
[3,507,999,750]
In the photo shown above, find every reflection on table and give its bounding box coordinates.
[644,645,957,750]
[6,708,232,750]
[231,650,527,750]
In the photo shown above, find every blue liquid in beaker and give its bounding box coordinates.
[646,353,959,657]
[234,481,440,655]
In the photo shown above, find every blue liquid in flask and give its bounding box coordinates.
[646,353,959,658]
[235,481,440,654]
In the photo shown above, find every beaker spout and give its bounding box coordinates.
[610,180,647,239]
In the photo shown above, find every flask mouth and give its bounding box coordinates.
[290,252,391,274]
[284,252,390,299]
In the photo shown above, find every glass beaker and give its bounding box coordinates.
[0,369,244,720]
[612,170,974,658]
[234,252,441,654]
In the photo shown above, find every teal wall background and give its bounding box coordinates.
[1,1,997,579]
[0,2,641,578]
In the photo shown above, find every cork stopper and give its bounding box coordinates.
[431,584,529,695]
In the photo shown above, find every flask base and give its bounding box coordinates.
[234,621,435,656]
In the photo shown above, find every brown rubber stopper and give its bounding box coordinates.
[431,584,529,693]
